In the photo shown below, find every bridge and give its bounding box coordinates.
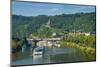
[27,38,61,47]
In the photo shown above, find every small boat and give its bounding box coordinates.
[33,47,44,55]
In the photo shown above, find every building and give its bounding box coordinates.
[45,19,51,28]
[68,32,91,36]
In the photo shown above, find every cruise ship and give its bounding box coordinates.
[33,47,44,55]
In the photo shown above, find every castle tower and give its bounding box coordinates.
[46,19,51,28]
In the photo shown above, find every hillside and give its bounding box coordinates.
[12,12,96,38]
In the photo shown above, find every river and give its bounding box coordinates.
[11,46,89,66]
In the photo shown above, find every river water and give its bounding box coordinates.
[11,47,89,66]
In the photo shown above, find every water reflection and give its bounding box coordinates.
[12,47,88,65]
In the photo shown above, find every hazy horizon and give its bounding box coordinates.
[12,1,96,16]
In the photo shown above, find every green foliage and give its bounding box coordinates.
[66,35,96,48]
[12,38,25,53]
[12,12,96,38]
[60,34,96,60]
[60,41,96,60]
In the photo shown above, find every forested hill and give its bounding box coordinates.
[12,12,96,38]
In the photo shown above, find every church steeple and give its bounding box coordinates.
[46,19,51,28]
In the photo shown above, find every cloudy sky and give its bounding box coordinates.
[12,1,96,16]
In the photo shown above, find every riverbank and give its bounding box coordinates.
[60,41,96,61]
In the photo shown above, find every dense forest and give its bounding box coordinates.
[12,12,96,38]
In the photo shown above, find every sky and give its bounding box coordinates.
[12,1,96,16]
